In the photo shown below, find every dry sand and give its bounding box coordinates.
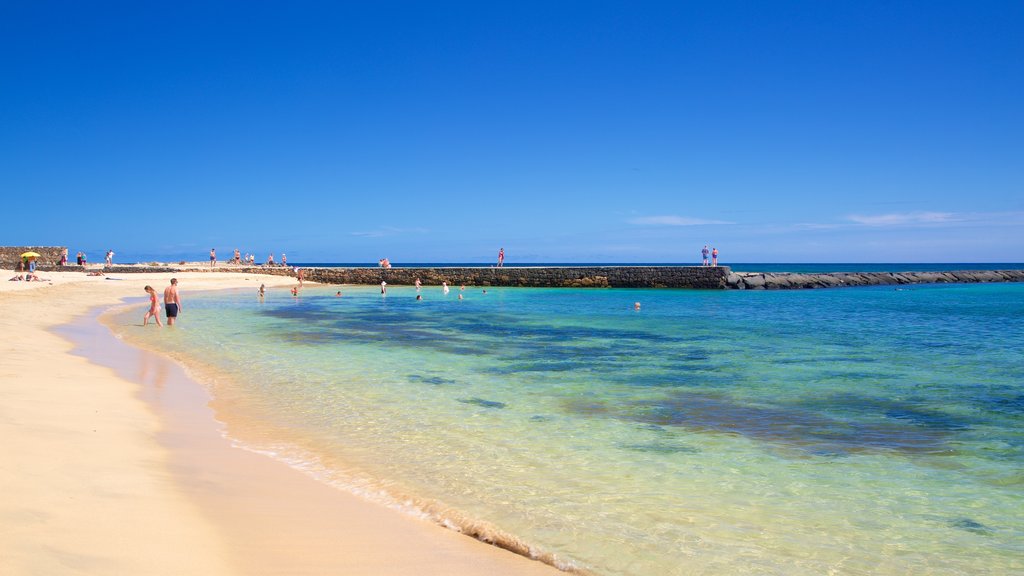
[0,270,565,575]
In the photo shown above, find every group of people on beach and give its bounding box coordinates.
[701,245,719,266]
[142,278,182,327]
[9,254,45,281]
[209,248,289,267]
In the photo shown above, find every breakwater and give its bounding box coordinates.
[725,269,1024,289]
[301,266,731,289]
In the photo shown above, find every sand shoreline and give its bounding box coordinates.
[0,271,565,575]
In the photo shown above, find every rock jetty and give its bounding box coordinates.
[302,266,729,289]
[724,269,1024,290]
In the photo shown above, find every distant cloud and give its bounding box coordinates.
[628,215,733,226]
[847,212,959,226]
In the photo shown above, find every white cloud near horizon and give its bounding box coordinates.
[846,211,959,226]
[628,215,734,226]
[847,211,1024,227]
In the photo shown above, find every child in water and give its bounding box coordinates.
[143,285,162,326]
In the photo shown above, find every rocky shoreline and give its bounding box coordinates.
[725,269,1024,289]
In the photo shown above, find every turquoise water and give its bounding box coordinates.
[113,283,1024,575]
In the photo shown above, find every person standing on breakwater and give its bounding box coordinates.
[701,245,709,266]
[498,247,505,267]
[712,247,719,266]
[164,278,182,326]
[209,248,216,267]
[143,286,162,327]
[105,250,114,267]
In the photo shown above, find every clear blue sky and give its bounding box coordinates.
[2,1,1022,263]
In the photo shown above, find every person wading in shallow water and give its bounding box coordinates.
[143,286,162,327]
[164,278,182,326]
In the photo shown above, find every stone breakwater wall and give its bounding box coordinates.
[725,269,1024,290]
[303,266,731,289]
[0,246,65,268]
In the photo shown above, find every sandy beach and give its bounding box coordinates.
[0,270,563,575]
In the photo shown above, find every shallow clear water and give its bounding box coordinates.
[112,282,1024,575]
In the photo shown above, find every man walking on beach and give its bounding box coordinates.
[164,278,182,326]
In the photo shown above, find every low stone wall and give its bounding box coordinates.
[725,270,1024,290]
[302,266,731,289]
[0,246,66,269]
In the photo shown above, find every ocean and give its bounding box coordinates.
[109,279,1024,575]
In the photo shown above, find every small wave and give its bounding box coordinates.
[228,437,593,574]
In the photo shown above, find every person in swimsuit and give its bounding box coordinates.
[163,278,182,326]
[711,247,719,266]
[498,247,504,267]
[701,245,709,266]
[143,286,162,326]
[210,248,216,267]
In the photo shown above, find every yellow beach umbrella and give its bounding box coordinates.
[20,251,41,258]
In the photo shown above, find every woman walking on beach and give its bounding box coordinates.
[143,286,162,327]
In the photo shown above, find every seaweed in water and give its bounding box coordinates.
[949,518,994,535]
[458,397,507,409]
[566,391,954,455]
[407,374,457,386]
[620,442,700,455]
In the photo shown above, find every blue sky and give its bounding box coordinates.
[2,1,1021,263]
